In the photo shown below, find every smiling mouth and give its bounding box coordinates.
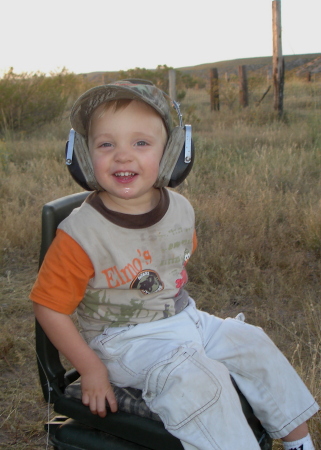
[114,172,136,177]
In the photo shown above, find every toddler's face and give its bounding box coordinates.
[88,100,167,213]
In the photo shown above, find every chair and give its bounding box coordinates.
[35,192,273,450]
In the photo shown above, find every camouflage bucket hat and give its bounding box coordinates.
[70,79,174,137]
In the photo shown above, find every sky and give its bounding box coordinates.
[1,0,320,76]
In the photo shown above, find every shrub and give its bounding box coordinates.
[0,68,80,134]
[118,65,200,102]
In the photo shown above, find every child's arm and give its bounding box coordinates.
[34,303,117,418]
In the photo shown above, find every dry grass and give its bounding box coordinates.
[1,78,321,448]
[0,120,80,448]
[0,262,48,449]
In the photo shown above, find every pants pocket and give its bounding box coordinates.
[90,328,141,387]
[143,345,222,430]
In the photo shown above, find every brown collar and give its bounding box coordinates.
[86,188,170,229]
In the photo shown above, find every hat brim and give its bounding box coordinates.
[70,84,172,136]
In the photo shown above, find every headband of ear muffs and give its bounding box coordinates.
[65,81,195,190]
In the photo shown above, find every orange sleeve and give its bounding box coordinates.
[30,229,94,315]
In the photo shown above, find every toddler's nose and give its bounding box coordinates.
[114,144,133,163]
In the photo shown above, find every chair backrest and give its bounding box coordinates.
[36,191,90,402]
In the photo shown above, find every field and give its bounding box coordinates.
[0,71,320,448]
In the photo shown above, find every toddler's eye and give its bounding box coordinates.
[100,142,112,148]
[136,141,148,147]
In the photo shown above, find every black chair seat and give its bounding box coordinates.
[54,396,183,450]
[50,418,150,450]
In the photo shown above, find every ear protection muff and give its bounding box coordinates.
[168,125,194,188]
[65,140,91,191]
[154,121,194,188]
[65,130,102,191]
[65,97,195,190]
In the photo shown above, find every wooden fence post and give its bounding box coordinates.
[210,68,220,111]
[238,65,249,107]
[168,69,176,101]
[272,0,284,116]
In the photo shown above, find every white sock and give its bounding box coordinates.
[283,433,315,450]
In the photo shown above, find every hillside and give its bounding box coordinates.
[178,53,321,80]
[83,53,321,84]
[296,55,321,76]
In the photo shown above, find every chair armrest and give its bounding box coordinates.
[65,368,80,385]
[36,319,66,402]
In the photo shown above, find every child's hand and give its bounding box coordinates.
[81,362,118,417]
